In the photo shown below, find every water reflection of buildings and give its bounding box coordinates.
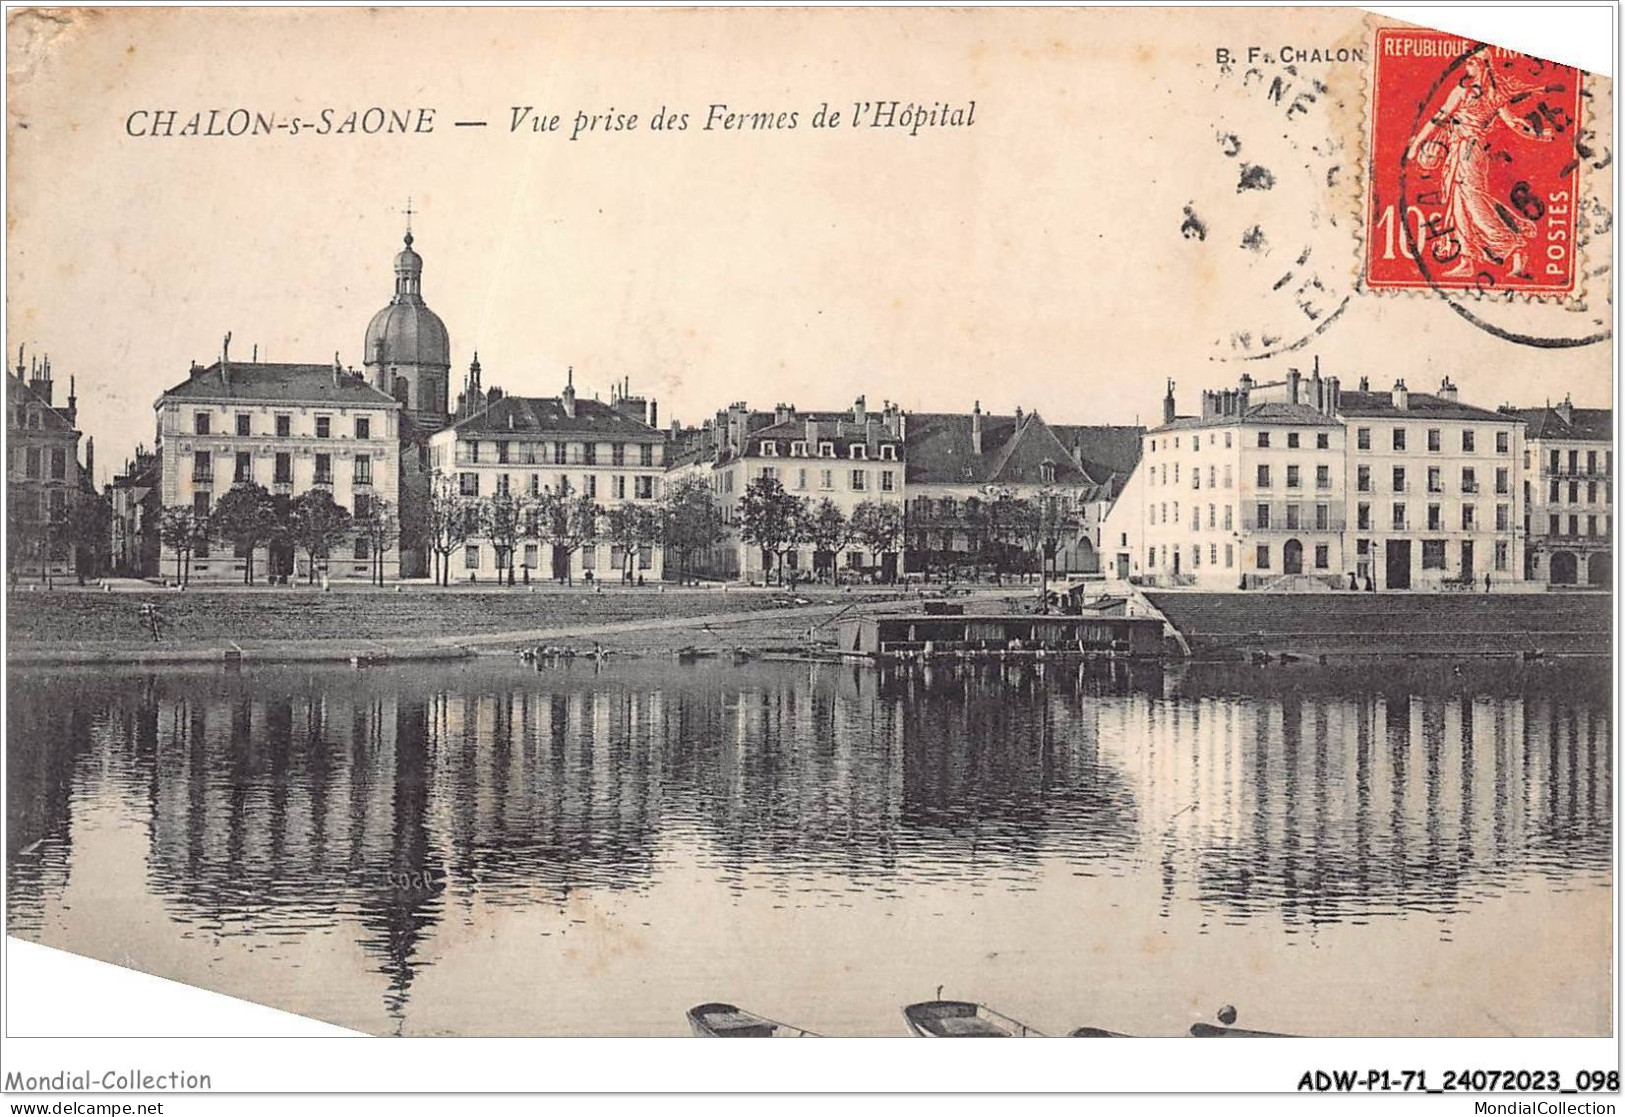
[4,659,1612,1031]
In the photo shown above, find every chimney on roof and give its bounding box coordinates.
[1438,375,1458,402]
[1392,379,1409,411]
[971,400,984,454]
[561,366,576,419]
[853,395,866,425]
[1558,393,1575,424]
[1358,375,1370,392]
[85,436,93,484]
[1327,375,1341,415]
[66,374,77,427]
[1162,379,1176,425]
[1287,368,1301,405]
[775,402,792,425]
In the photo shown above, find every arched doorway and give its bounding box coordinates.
[1587,552,1610,586]
[1550,550,1578,585]
[1283,538,1304,575]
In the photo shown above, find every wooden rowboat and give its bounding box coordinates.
[903,1000,1044,1037]
[686,1002,818,1037]
[1189,1022,1297,1037]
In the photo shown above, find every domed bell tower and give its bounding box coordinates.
[364,222,452,432]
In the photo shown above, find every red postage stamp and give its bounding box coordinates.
[1366,26,1584,295]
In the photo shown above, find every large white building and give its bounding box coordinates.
[1103,367,1527,591]
[154,357,402,581]
[426,368,666,581]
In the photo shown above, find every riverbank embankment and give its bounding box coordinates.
[1144,591,1612,659]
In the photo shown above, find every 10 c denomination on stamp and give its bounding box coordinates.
[1366,26,1583,296]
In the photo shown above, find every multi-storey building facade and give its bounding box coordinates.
[696,398,907,580]
[108,444,161,576]
[902,403,1141,576]
[1104,367,1527,591]
[6,349,94,581]
[155,358,402,581]
[1106,370,1348,588]
[1507,396,1611,587]
[1340,376,1523,590]
[427,370,666,580]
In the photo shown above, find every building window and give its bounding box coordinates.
[1285,504,1300,530]
[1588,481,1598,503]
[23,448,40,479]
[49,448,67,480]
[355,455,372,485]
[1569,481,1580,503]
[641,444,655,467]
[459,472,479,497]
[192,491,211,517]
[315,416,331,439]
[759,441,778,457]
[464,545,480,570]
[194,412,211,435]
[1316,432,1330,450]
[612,443,627,466]
[1427,428,1441,452]
[613,475,627,500]
[1392,502,1407,530]
[1462,430,1476,452]
[314,453,332,485]
[1550,513,1560,535]
[584,475,598,498]
[1462,467,1478,494]
[819,442,835,458]
[1494,541,1509,571]
[1223,505,1233,531]
[1285,465,1301,489]
[1357,503,1371,531]
[554,443,568,465]
[1224,432,1232,449]
[1257,432,1270,448]
[192,450,212,483]
[1357,427,1371,451]
[1225,543,1234,567]
[850,469,867,491]
[1496,467,1510,495]
[274,452,292,484]
[236,413,251,436]
[355,536,370,560]
[850,444,867,460]
[234,451,252,483]
[581,545,596,570]
[820,469,833,490]
[1255,502,1270,529]
[1427,504,1442,531]
[1315,465,1330,489]
[275,414,291,437]
[355,492,372,520]
[1256,543,1271,569]
[1393,428,1407,451]
[1357,465,1371,492]
[1314,544,1329,569]
[1286,432,1299,449]
[1569,514,1580,536]
[1422,539,1447,569]
[1461,505,1476,530]
[1392,466,1406,493]
[635,475,655,500]
[1587,514,1598,536]
[880,470,895,492]
[1256,464,1271,488]
[353,416,370,440]
[1315,504,1329,530]
[880,444,898,461]
[1497,430,1510,453]
[1496,504,1510,531]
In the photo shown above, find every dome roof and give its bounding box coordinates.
[365,229,450,369]
[365,300,450,369]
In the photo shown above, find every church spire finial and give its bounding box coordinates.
[403,195,416,247]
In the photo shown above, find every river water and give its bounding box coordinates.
[6,657,1612,1037]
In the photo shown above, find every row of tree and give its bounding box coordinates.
[155,483,397,586]
[419,471,732,586]
[6,489,113,586]
[736,475,905,585]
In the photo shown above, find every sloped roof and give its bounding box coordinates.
[1153,400,1338,433]
[7,373,78,433]
[905,411,1131,490]
[161,362,399,407]
[1336,389,1516,423]
[453,393,662,439]
[1505,404,1612,442]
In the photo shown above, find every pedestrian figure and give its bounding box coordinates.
[1485,571,1492,594]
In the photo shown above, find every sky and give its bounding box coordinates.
[7,7,1614,483]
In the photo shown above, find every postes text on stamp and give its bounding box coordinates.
[1366,27,1583,297]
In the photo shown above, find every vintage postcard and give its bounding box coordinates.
[2,3,1616,1102]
